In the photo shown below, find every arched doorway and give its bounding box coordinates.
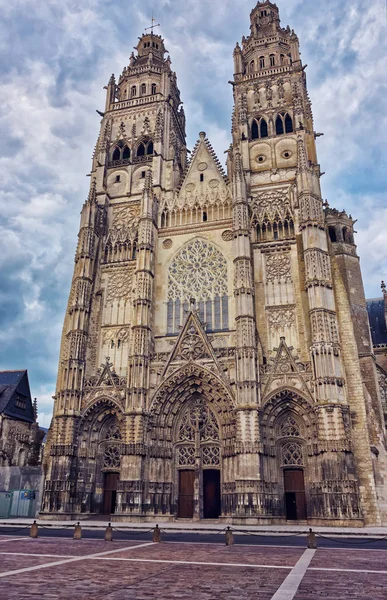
[175,396,221,520]
[279,418,307,521]
[77,405,123,515]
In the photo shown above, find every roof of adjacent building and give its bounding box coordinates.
[367,298,387,346]
[0,370,35,423]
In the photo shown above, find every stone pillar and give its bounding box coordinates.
[231,151,261,516]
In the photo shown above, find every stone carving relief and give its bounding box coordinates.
[163,239,173,249]
[222,230,233,242]
[177,325,208,362]
[267,307,295,331]
[251,188,293,224]
[265,253,292,283]
[310,311,339,344]
[106,267,134,302]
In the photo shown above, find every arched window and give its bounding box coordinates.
[137,143,145,157]
[328,226,337,243]
[249,60,255,73]
[251,117,268,140]
[151,83,157,95]
[276,112,293,135]
[167,239,229,334]
[136,139,153,158]
[276,114,284,135]
[251,120,259,140]
[259,56,265,69]
[280,54,286,65]
[122,145,130,160]
[131,86,137,98]
[140,83,146,96]
[270,54,275,67]
[342,227,353,244]
[285,113,294,133]
[112,147,121,161]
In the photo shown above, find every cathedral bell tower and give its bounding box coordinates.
[230,0,382,525]
[41,30,187,518]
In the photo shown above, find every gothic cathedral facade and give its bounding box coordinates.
[42,2,387,525]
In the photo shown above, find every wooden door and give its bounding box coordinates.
[203,470,221,519]
[178,470,194,518]
[103,473,119,515]
[284,469,306,520]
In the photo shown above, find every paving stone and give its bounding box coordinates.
[312,548,387,572]
[295,571,387,599]
[106,542,304,566]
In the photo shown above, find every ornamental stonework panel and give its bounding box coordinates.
[265,253,292,283]
[250,188,293,224]
[106,266,135,302]
[267,306,295,331]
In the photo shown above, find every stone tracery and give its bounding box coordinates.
[167,239,229,333]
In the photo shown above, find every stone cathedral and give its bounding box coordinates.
[42,1,387,526]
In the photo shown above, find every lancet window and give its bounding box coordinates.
[276,112,294,135]
[167,239,229,334]
[110,142,131,166]
[251,116,269,140]
[135,138,154,161]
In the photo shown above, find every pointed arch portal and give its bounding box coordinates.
[149,363,236,520]
[175,395,221,519]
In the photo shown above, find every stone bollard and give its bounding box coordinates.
[30,520,38,538]
[105,523,113,542]
[225,527,234,546]
[73,522,82,540]
[307,528,317,549]
[152,524,161,543]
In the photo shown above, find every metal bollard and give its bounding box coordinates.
[153,524,161,543]
[307,528,317,549]
[225,526,234,546]
[73,522,82,540]
[30,520,38,538]
[105,523,113,542]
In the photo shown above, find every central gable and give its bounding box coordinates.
[177,132,230,209]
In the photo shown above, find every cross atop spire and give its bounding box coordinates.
[145,14,160,35]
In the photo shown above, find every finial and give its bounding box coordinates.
[199,131,206,140]
[33,398,38,421]
[381,281,386,293]
[144,168,153,193]
[145,13,161,35]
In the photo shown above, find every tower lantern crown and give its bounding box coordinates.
[250,1,280,33]
[135,33,167,62]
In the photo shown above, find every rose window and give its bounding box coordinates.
[103,446,121,468]
[167,239,229,333]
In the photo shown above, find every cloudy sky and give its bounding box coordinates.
[0,0,386,427]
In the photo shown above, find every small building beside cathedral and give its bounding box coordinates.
[41,1,387,526]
